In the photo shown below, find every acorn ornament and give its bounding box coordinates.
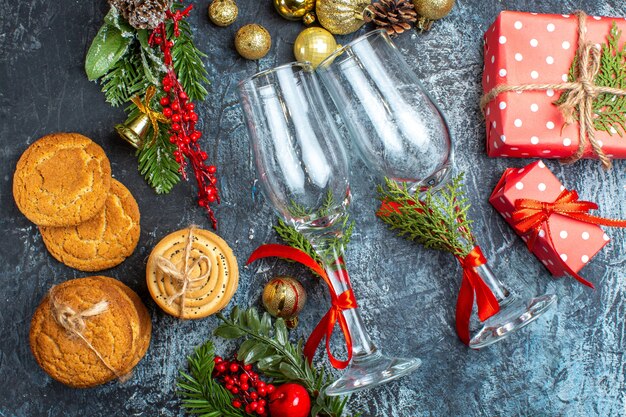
[262,276,307,328]
[208,0,238,27]
[235,24,272,60]
[274,0,316,25]
[294,27,340,68]
[413,0,455,31]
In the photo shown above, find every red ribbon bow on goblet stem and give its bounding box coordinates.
[512,189,626,289]
[247,244,356,369]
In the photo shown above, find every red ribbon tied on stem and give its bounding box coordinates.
[455,246,501,346]
[512,189,626,288]
[247,244,356,369]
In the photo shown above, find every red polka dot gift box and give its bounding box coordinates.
[489,160,617,288]
[482,11,626,167]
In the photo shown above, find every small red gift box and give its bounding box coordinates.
[482,11,626,162]
[489,161,610,285]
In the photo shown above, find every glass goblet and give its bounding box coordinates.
[318,30,557,348]
[238,62,421,394]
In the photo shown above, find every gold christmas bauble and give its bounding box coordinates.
[262,276,307,328]
[316,0,371,35]
[208,0,239,27]
[274,0,315,21]
[294,27,340,68]
[413,0,455,20]
[235,24,272,60]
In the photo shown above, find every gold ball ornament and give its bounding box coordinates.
[413,0,455,30]
[235,24,272,60]
[208,0,239,27]
[262,276,307,328]
[294,27,340,68]
[316,0,371,35]
[274,0,316,24]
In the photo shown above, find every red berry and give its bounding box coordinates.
[249,402,258,411]
[240,374,249,383]
[160,97,170,106]
[266,385,275,394]
[154,37,163,45]
[171,102,180,111]
[179,91,188,100]
[232,400,242,408]
[167,40,174,48]
[207,165,216,174]
[217,364,227,373]
[163,85,171,92]
[169,135,177,144]
[214,356,223,363]
[257,406,266,414]
[208,194,217,203]
[190,113,198,122]
[186,103,195,111]
[240,383,249,391]
[231,387,239,394]
[172,114,181,122]
[257,387,267,397]
[250,392,258,400]
[162,107,172,118]
[244,365,253,371]
[171,123,181,131]
[229,363,239,373]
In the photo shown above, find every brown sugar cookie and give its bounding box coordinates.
[29,277,135,388]
[13,132,111,227]
[39,180,141,271]
[146,227,239,319]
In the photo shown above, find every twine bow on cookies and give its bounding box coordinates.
[49,288,127,381]
[154,227,212,317]
[481,11,626,169]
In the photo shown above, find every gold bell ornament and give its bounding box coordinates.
[413,0,455,31]
[316,0,372,35]
[293,27,341,68]
[235,24,272,60]
[274,0,316,25]
[208,0,239,27]
[262,276,307,328]
[115,113,150,149]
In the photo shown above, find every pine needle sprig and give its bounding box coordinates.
[377,174,475,258]
[136,121,181,193]
[177,340,251,417]
[213,306,356,417]
[99,51,148,107]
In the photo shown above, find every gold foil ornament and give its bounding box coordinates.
[262,276,307,328]
[235,24,272,60]
[208,0,239,27]
[316,0,371,35]
[274,0,316,24]
[413,0,455,30]
[293,27,340,68]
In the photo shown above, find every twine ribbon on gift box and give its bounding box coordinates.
[512,189,626,288]
[481,11,626,170]
[247,244,356,369]
[49,287,129,381]
[154,227,212,317]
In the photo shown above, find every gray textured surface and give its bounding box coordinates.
[1,1,625,416]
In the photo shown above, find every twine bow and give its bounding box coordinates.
[130,85,170,146]
[154,227,212,317]
[481,11,626,169]
[247,244,356,369]
[512,189,626,288]
[455,247,501,346]
[49,288,127,380]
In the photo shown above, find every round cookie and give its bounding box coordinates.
[29,278,135,388]
[39,180,141,271]
[13,132,111,227]
[146,227,239,319]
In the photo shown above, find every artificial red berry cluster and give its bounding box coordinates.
[213,356,276,416]
[148,4,220,229]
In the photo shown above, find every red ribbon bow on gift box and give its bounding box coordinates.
[247,244,356,369]
[512,189,626,288]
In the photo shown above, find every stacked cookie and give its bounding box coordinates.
[146,227,239,319]
[13,133,140,271]
[30,276,152,388]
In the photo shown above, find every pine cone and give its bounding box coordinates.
[364,0,417,36]
[108,0,173,29]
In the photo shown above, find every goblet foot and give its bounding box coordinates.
[325,350,421,396]
[469,293,557,349]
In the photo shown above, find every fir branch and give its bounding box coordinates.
[376,174,475,258]
[177,340,250,417]
[214,307,355,417]
[136,120,181,194]
[168,1,210,102]
[99,45,149,107]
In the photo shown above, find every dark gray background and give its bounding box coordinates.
[1,1,625,416]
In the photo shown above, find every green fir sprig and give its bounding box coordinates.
[376,174,475,258]
[556,22,626,136]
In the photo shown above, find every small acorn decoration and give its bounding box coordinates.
[262,276,307,328]
[235,24,272,60]
[208,0,239,27]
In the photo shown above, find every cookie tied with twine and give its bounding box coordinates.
[29,277,151,388]
[146,227,239,319]
[481,11,626,170]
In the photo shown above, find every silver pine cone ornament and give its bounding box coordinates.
[364,0,417,36]
[108,0,173,29]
